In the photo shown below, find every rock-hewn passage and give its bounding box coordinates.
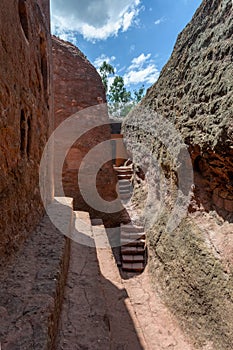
[0,0,52,262]
[122,0,233,349]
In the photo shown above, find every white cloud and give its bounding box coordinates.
[124,65,160,85]
[93,51,160,89]
[129,53,151,69]
[54,30,78,46]
[51,0,142,42]
[130,44,135,53]
[154,17,166,25]
[154,19,162,25]
[124,53,160,86]
[93,54,116,68]
[122,10,136,31]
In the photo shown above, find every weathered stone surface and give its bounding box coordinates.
[0,213,70,350]
[52,37,120,224]
[122,0,233,349]
[0,0,52,262]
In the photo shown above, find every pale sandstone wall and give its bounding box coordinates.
[52,37,119,224]
[123,0,233,349]
[0,0,52,261]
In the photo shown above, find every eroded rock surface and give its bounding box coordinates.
[0,0,52,262]
[122,0,233,349]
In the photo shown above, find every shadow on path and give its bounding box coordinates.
[56,241,144,350]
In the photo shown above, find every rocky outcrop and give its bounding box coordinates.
[52,37,119,224]
[0,0,52,263]
[122,0,233,349]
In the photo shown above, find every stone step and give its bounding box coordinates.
[121,238,146,247]
[122,255,144,263]
[119,189,131,194]
[121,246,145,255]
[118,185,132,191]
[122,262,144,272]
[114,166,133,172]
[117,171,133,176]
[119,193,132,200]
[116,170,133,176]
[121,224,144,233]
[121,232,145,240]
[118,174,132,179]
[91,218,103,226]
[118,182,132,188]
[118,186,132,192]
[118,179,131,185]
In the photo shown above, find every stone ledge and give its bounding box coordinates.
[0,198,74,350]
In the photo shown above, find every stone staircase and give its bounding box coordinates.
[114,165,133,201]
[114,165,147,272]
[120,223,146,272]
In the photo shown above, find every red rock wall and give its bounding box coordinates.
[52,37,118,222]
[0,0,52,262]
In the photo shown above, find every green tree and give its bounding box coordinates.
[108,76,132,117]
[99,61,115,92]
[133,85,145,103]
[109,76,131,103]
[99,61,145,117]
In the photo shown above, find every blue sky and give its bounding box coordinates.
[51,0,202,93]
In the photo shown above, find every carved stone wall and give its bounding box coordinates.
[52,37,118,223]
[0,0,52,262]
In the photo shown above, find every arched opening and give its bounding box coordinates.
[18,0,29,41]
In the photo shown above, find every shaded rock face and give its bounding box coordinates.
[0,0,52,262]
[123,0,233,349]
[52,37,119,223]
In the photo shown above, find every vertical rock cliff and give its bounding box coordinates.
[122,0,233,349]
[0,0,52,262]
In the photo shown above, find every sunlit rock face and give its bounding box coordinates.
[52,37,119,224]
[122,1,233,349]
[0,0,52,262]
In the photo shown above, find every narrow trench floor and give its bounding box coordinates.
[56,218,196,350]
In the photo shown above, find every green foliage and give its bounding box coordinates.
[99,61,115,91]
[133,85,145,103]
[99,61,145,117]
[109,76,131,103]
